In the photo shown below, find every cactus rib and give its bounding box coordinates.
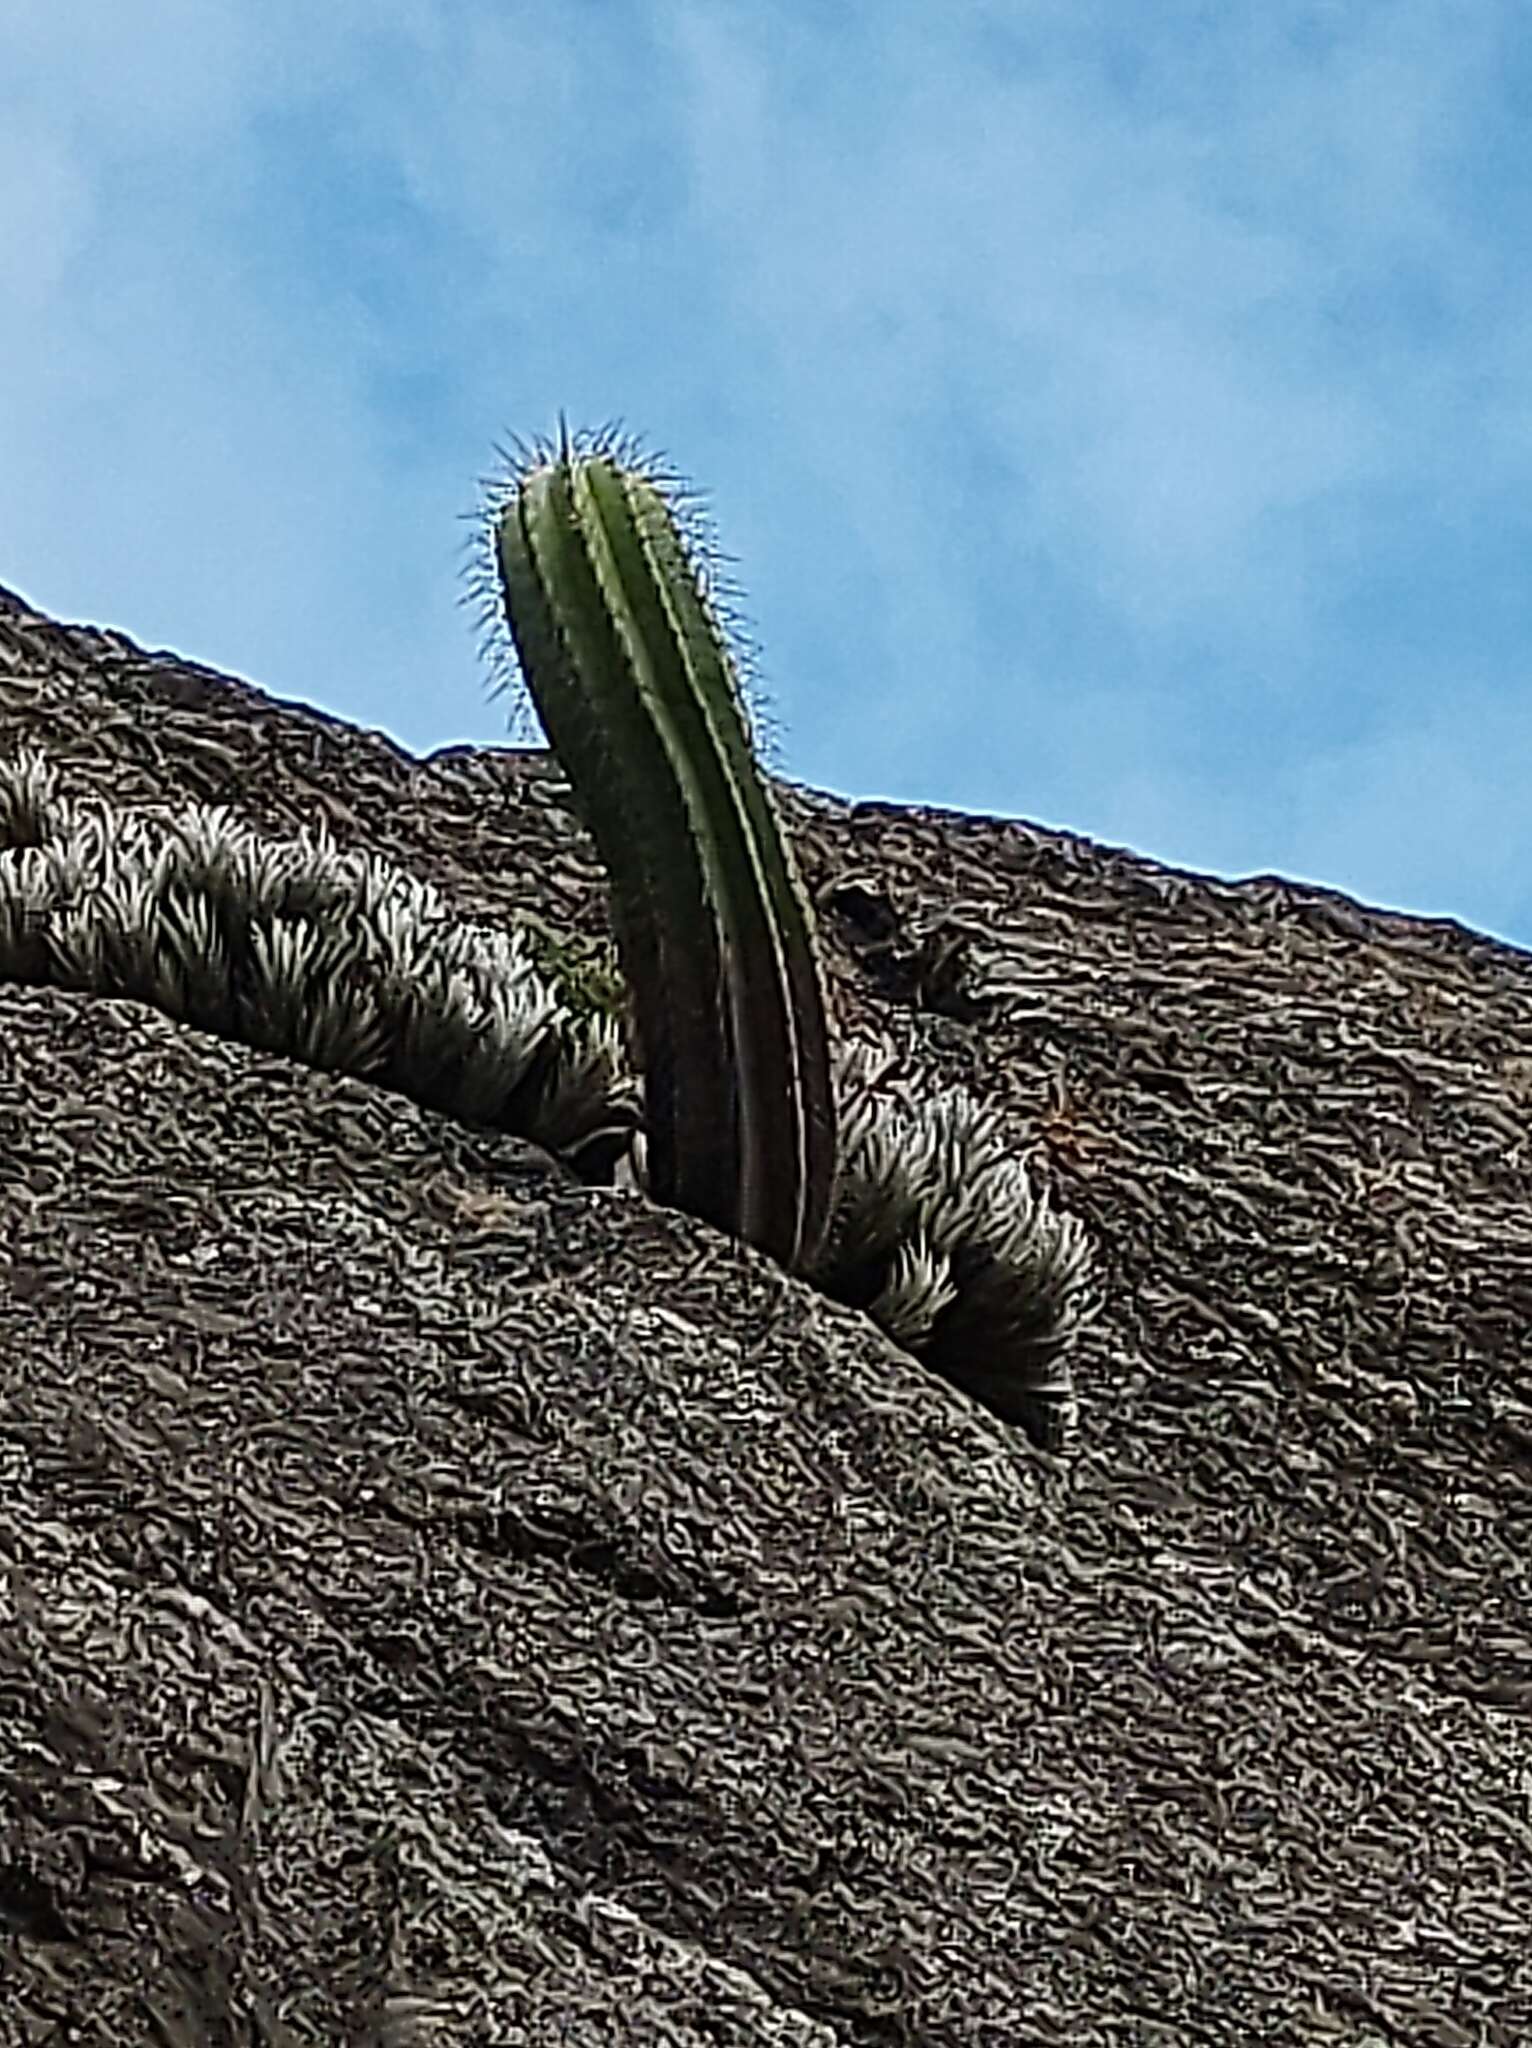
[485,423,837,1273]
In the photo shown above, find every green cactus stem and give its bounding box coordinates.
[482,421,838,1274]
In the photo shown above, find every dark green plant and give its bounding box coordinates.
[478,420,837,1275]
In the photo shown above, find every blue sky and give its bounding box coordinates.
[5,1,1532,948]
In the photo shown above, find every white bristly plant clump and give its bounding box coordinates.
[0,747,639,1176]
[813,1041,1095,1449]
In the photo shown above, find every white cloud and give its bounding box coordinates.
[1,0,1529,940]
[0,113,95,311]
[1288,676,1532,941]
[665,1,1510,644]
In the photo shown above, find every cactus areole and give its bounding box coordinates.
[489,424,837,1274]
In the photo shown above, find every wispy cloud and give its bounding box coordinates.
[3,1,1529,944]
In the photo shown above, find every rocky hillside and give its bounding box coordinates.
[1,579,1529,2045]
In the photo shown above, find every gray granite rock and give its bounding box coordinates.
[1,581,1528,2044]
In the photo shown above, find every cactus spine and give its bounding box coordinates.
[485,423,837,1274]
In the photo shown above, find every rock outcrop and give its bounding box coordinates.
[1,582,1528,2043]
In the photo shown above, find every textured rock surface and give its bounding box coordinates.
[1,580,1529,2044]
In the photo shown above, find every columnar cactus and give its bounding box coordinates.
[480,421,838,1275]
[477,420,1098,1449]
